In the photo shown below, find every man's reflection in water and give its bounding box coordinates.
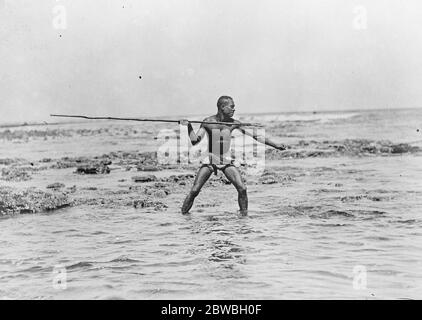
[185,213,255,279]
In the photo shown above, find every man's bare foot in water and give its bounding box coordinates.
[239,210,248,216]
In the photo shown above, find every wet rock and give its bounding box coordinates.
[306,150,333,157]
[257,169,294,185]
[46,183,65,190]
[153,182,170,189]
[81,187,98,191]
[0,159,13,165]
[319,210,355,218]
[330,144,346,151]
[99,160,112,166]
[197,203,218,208]
[133,198,167,210]
[56,157,112,172]
[361,144,377,153]
[137,165,161,172]
[76,163,110,174]
[380,146,392,153]
[260,176,277,184]
[109,151,158,167]
[266,139,420,159]
[53,156,91,169]
[142,183,171,198]
[1,167,32,181]
[0,187,71,216]
[132,175,157,183]
[128,185,143,191]
[219,175,231,185]
[391,143,418,154]
[0,158,29,166]
[51,151,160,172]
[207,174,232,186]
[67,185,77,193]
[298,140,310,147]
[76,167,97,174]
[161,173,195,183]
[340,194,388,202]
[0,128,73,141]
[341,195,364,202]
[150,189,168,198]
[258,170,278,184]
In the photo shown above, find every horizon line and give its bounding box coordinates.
[0,106,421,128]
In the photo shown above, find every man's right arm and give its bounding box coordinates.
[180,120,206,145]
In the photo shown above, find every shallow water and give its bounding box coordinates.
[1,109,421,299]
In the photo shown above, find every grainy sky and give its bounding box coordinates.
[1,0,422,122]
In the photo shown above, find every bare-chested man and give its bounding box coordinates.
[179,96,286,215]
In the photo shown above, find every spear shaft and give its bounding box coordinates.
[50,114,262,127]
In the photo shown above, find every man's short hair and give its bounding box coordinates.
[217,96,233,110]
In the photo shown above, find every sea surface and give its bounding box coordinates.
[0,108,421,299]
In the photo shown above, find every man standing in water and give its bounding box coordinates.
[179,96,286,215]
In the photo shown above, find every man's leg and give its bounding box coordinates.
[223,166,248,214]
[181,166,213,214]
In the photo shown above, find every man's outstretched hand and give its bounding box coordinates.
[178,119,190,126]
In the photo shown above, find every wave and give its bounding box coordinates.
[67,261,94,270]
[109,257,140,263]
[316,209,387,220]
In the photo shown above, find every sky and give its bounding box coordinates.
[1,0,422,122]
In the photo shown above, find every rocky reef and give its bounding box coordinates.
[0,134,420,217]
[266,139,421,159]
[0,187,71,216]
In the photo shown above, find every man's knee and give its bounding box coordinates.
[236,184,247,195]
[190,187,201,197]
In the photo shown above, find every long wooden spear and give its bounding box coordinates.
[50,114,263,127]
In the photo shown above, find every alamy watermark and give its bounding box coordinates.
[352,265,367,290]
[52,264,67,290]
[353,5,368,30]
[52,0,67,30]
[156,125,267,176]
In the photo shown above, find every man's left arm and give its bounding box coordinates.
[236,124,287,150]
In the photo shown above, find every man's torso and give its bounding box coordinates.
[201,115,239,165]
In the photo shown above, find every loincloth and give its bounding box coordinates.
[201,163,234,175]
[200,154,241,175]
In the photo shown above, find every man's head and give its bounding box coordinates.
[217,96,235,118]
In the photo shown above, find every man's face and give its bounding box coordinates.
[221,99,235,117]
